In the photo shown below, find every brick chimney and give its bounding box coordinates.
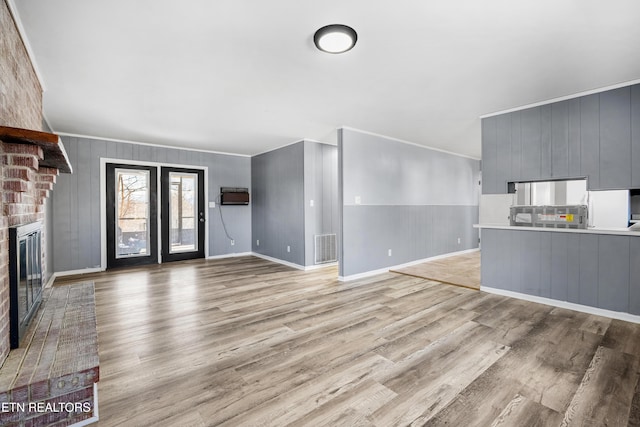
[1,0,52,364]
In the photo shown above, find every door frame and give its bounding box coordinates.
[100,158,208,270]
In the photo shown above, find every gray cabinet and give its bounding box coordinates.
[540,105,552,179]
[510,111,522,182]
[632,84,640,188]
[481,83,637,195]
[521,107,542,181]
[580,94,600,189]
[480,228,501,287]
[550,232,580,301]
[496,114,512,193]
[567,98,581,178]
[551,101,569,178]
[481,228,640,315]
[599,87,631,189]
[598,235,630,312]
[520,231,542,296]
[578,234,598,307]
[481,117,498,194]
[630,237,640,315]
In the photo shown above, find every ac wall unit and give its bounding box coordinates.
[220,187,250,205]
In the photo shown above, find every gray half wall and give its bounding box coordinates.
[251,142,305,266]
[339,128,481,277]
[50,136,251,273]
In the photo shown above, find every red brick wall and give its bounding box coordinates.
[0,0,45,365]
[0,1,43,131]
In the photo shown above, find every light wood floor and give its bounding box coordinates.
[54,256,640,426]
[391,251,481,290]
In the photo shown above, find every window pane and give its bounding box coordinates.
[115,169,151,258]
[169,173,198,253]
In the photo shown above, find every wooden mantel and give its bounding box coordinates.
[0,125,73,173]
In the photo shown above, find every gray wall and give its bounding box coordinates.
[50,136,251,273]
[339,128,481,277]
[251,142,305,266]
[304,141,338,266]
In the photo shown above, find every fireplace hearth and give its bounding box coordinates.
[8,221,43,349]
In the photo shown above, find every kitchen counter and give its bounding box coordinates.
[474,224,640,237]
[479,225,640,319]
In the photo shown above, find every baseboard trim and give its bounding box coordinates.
[250,252,306,270]
[48,268,105,287]
[339,267,391,282]
[303,261,338,271]
[207,252,252,260]
[392,248,479,269]
[481,286,640,324]
[338,248,480,282]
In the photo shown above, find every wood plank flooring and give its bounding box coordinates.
[53,256,640,426]
[391,251,481,290]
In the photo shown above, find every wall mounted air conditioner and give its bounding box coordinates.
[220,187,250,205]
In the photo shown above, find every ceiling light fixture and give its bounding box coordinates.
[313,24,357,54]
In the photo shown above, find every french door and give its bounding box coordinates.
[160,167,205,262]
[106,164,158,268]
[106,163,205,269]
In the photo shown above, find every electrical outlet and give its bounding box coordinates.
[256,239,260,246]
[457,237,461,244]
[310,199,314,207]
[287,245,291,253]
[231,240,235,246]
[209,201,216,208]
[355,196,361,205]
[388,249,392,257]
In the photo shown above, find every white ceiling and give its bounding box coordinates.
[12,0,640,158]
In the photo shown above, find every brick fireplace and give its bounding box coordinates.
[1,0,50,365]
[0,5,100,427]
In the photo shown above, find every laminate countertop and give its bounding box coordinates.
[474,224,640,237]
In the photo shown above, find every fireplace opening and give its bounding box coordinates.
[9,221,43,349]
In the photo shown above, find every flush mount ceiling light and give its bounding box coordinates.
[314,24,358,54]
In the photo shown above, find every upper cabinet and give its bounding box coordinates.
[551,100,569,179]
[481,116,498,194]
[551,99,581,180]
[481,83,639,193]
[580,93,600,189]
[599,87,631,189]
[520,106,542,181]
[496,114,512,192]
[567,98,581,178]
[633,85,640,188]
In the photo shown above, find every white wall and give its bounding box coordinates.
[589,190,629,229]
[479,194,514,225]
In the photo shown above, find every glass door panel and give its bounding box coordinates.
[161,167,205,262]
[169,172,198,254]
[106,164,158,268]
[115,168,151,258]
